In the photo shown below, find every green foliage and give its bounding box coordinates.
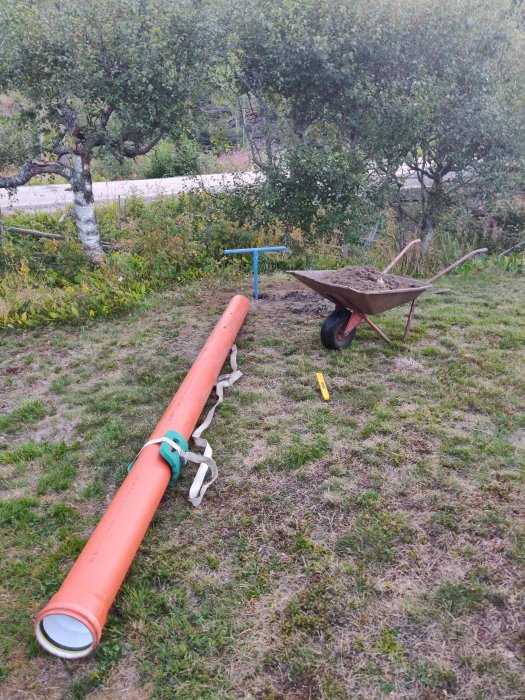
[413,663,457,691]
[0,440,80,495]
[0,261,148,329]
[263,435,330,471]
[433,578,487,616]
[498,252,525,274]
[139,136,202,179]
[0,191,263,328]
[335,510,412,564]
[228,0,525,251]
[231,0,360,133]
[375,628,407,661]
[3,0,525,261]
[91,151,135,182]
[0,440,52,465]
[240,129,378,246]
[2,188,522,330]
[350,0,525,245]
[281,582,333,636]
[0,0,219,258]
[0,498,38,526]
[0,114,40,171]
[1,0,216,169]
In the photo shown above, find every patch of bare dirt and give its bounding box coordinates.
[0,654,97,700]
[391,356,432,374]
[0,651,150,700]
[510,428,525,449]
[259,288,333,317]
[86,655,152,700]
[322,265,419,291]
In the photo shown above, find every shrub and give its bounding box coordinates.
[91,150,135,182]
[139,136,201,179]
[0,190,263,329]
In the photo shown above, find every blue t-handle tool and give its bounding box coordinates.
[223,246,287,299]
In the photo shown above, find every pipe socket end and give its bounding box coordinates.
[35,614,95,659]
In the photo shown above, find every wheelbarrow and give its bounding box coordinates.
[290,241,487,349]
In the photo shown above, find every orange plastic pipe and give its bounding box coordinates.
[35,295,250,658]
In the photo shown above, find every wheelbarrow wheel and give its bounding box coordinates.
[321,308,356,350]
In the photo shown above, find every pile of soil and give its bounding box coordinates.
[322,265,418,291]
[262,289,333,317]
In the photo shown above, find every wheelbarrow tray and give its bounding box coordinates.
[290,270,431,315]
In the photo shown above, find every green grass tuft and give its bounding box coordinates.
[0,399,48,433]
[433,578,487,615]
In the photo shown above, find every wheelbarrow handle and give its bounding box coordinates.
[383,239,421,273]
[426,248,488,284]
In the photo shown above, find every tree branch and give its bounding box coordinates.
[3,225,117,250]
[411,160,434,180]
[99,104,114,130]
[54,102,80,135]
[0,159,72,189]
[116,132,164,158]
[86,132,109,150]
[54,143,75,158]
[239,73,276,169]
[241,92,264,168]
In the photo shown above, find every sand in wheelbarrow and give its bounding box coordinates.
[322,265,418,291]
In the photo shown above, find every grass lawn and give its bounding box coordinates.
[0,268,524,699]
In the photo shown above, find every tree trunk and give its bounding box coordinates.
[419,178,441,254]
[394,187,406,250]
[283,221,294,247]
[420,211,434,253]
[70,154,105,264]
[364,218,381,247]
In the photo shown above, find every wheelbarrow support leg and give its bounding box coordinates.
[344,311,391,344]
[403,300,417,342]
[362,315,391,343]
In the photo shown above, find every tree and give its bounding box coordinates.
[226,0,525,253]
[0,0,213,262]
[224,0,378,246]
[226,125,379,248]
[348,0,525,251]
[227,0,361,165]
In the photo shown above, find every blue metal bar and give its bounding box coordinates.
[223,246,288,299]
[253,250,259,299]
[223,246,287,255]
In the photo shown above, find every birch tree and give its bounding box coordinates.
[0,0,212,262]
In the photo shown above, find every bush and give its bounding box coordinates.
[0,190,263,329]
[91,150,135,182]
[139,136,202,179]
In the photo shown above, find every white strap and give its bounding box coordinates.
[136,437,217,506]
[138,435,183,456]
[188,344,242,506]
[133,346,242,507]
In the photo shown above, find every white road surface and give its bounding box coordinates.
[0,171,260,214]
[0,168,432,215]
